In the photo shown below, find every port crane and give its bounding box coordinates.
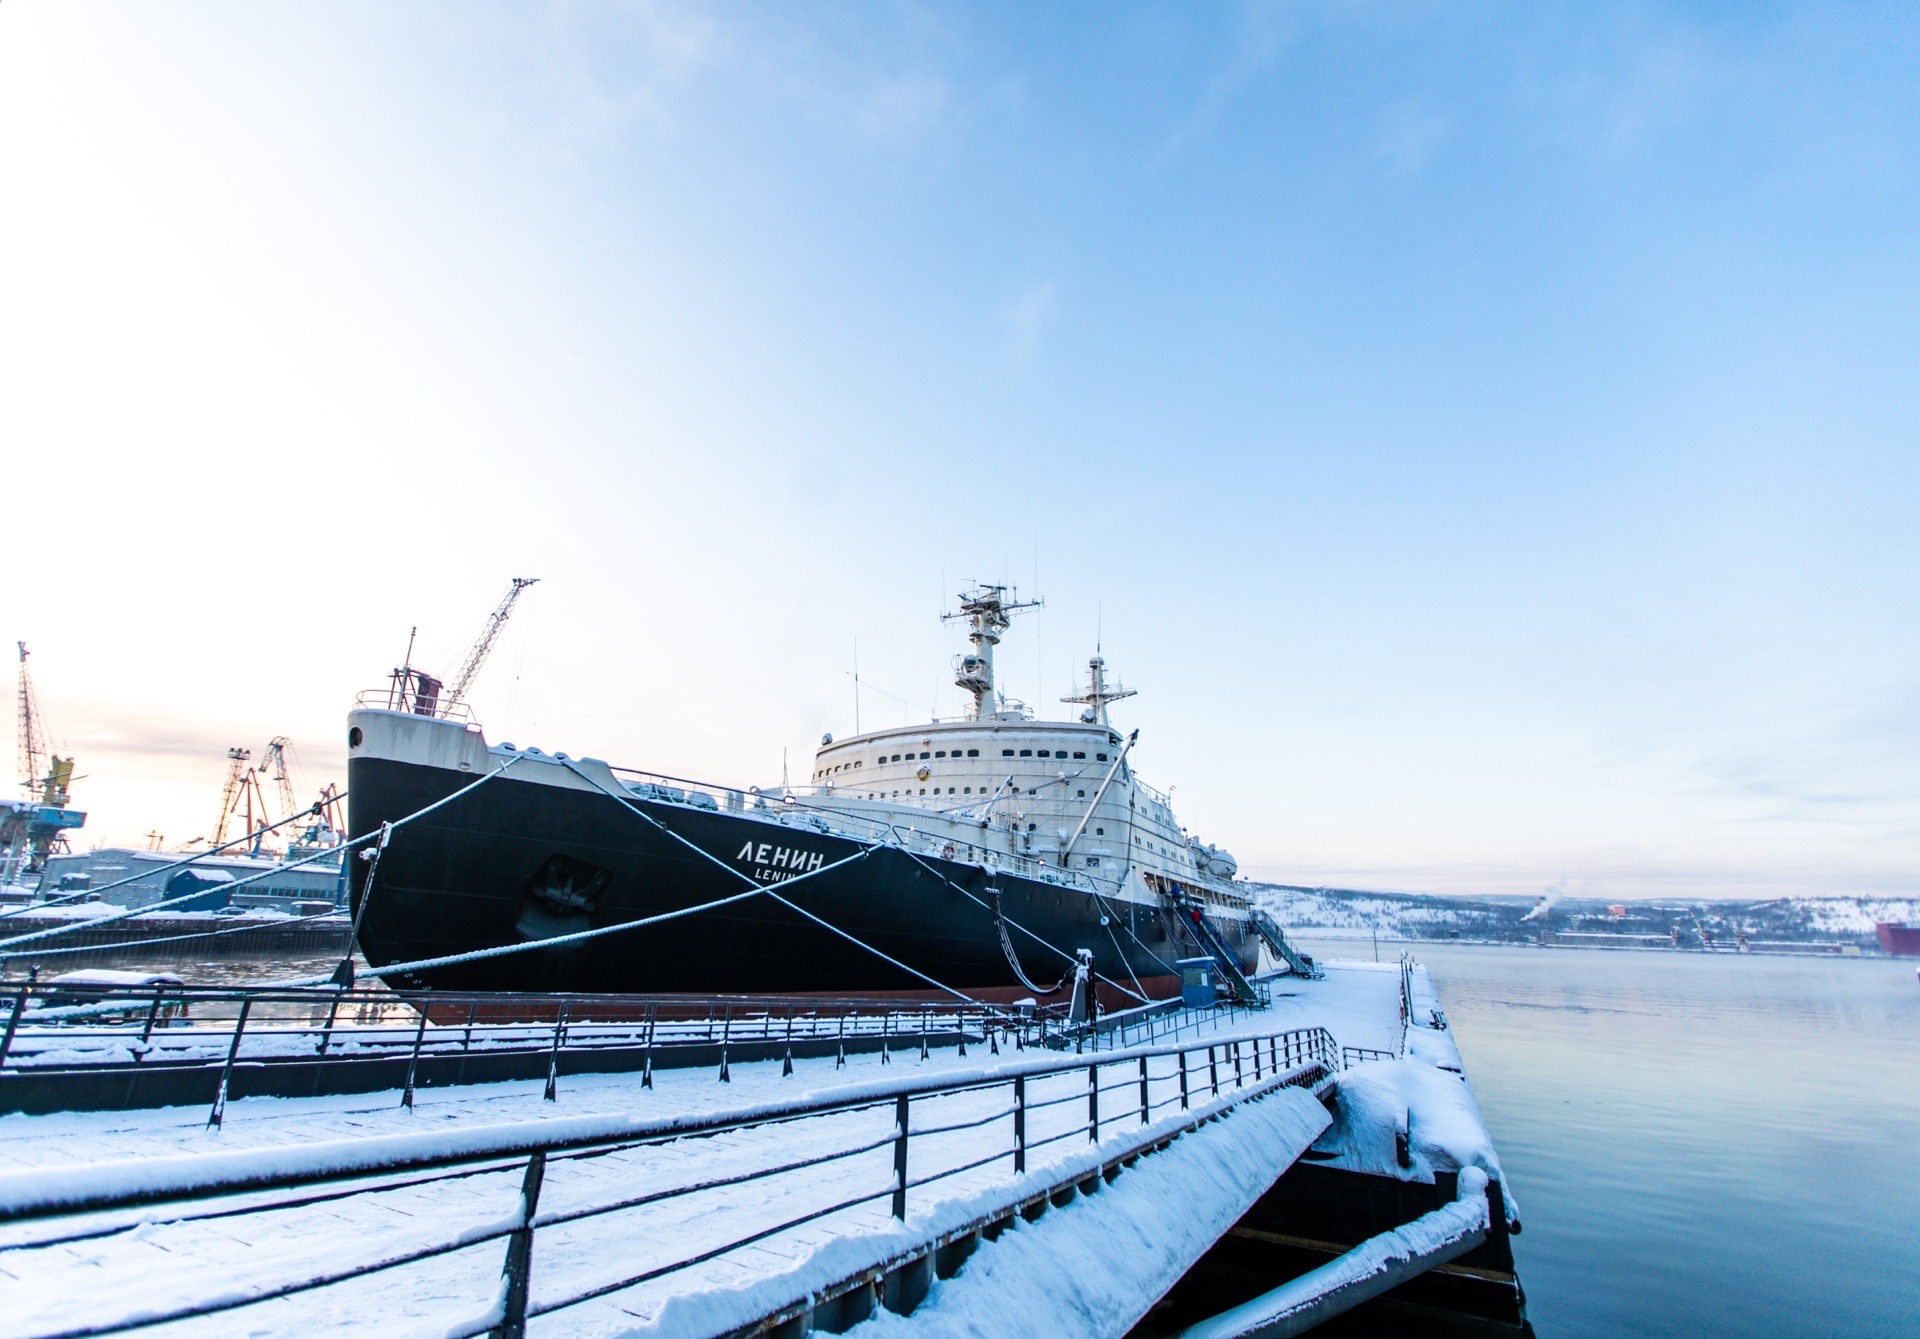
[211,746,268,850]
[6,643,84,875]
[258,736,300,824]
[390,577,539,717]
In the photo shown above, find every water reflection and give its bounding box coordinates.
[1296,941,1920,1339]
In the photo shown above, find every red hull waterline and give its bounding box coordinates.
[1875,923,1920,957]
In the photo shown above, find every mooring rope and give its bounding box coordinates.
[274,853,874,986]
[10,905,347,960]
[881,839,1149,1005]
[0,799,349,923]
[985,888,1072,997]
[559,762,984,1005]
[0,761,518,954]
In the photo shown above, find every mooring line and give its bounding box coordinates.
[0,761,519,954]
[561,762,985,1005]
[0,798,350,923]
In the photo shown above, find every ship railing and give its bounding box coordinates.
[351,687,479,725]
[605,765,1120,896]
[0,1024,1341,1337]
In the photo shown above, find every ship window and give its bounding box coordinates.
[1037,749,1051,758]
[963,787,972,794]
[1019,749,1032,757]
[892,754,903,762]
[1028,823,1037,831]
[967,749,979,757]
[1096,753,1108,762]
[919,789,926,795]
[1002,749,1014,757]
[1095,827,1104,835]
[1086,857,1100,867]
[935,751,946,758]
[920,752,930,760]
[1077,790,1086,798]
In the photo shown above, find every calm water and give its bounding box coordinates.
[1298,941,1920,1338]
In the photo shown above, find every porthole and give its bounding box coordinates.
[348,726,363,748]
[1096,753,1108,762]
[1073,751,1086,759]
[967,749,980,757]
[1019,749,1032,757]
[1002,749,1015,757]
[1095,827,1104,835]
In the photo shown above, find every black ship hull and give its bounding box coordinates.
[346,754,1253,1006]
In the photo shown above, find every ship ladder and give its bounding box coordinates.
[1164,895,1261,1007]
[1249,907,1321,978]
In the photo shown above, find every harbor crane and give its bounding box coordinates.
[390,577,538,717]
[212,746,268,850]
[16,642,45,801]
[444,577,538,710]
[7,643,83,875]
[258,736,300,825]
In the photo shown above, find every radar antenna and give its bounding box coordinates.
[942,584,1042,721]
[1061,653,1136,727]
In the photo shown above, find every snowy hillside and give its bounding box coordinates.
[1250,882,1920,950]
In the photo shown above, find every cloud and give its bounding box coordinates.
[1001,280,1059,366]
[1376,102,1451,176]
[1156,0,1297,165]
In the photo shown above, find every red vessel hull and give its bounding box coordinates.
[1875,923,1920,957]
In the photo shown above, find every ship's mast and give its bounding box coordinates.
[942,584,1042,721]
[1061,653,1136,726]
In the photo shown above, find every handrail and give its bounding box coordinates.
[0,1025,1341,1338]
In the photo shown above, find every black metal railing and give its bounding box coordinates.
[0,982,1069,1107]
[0,1026,1341,1339]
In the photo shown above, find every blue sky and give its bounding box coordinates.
[3,2,1916,899]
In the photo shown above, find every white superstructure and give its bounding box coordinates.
[789,586,1247,918]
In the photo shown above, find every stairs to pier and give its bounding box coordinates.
[1250,908,1321,978]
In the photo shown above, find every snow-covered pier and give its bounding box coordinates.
[0,962,1524,1337]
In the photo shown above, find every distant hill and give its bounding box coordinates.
[1248,882,1920,951]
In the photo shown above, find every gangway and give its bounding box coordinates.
[1250,908,1321,978]
[1165,893,1263,1007]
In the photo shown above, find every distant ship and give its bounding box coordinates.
[1876,922,1920,958]
[345,587,1285,1006]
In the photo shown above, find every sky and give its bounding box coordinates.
[3,2,1916,901]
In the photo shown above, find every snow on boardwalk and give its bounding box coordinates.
[0,967,1398,1338]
